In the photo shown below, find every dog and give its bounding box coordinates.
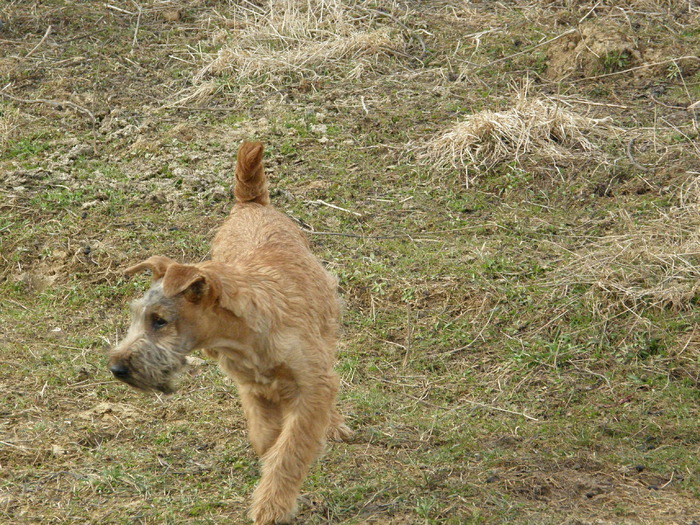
[108,141,352,524]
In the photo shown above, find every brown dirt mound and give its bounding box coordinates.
[547,21,642,80]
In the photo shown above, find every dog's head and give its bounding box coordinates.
[109,256,241,393]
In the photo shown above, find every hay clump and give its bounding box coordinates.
[196,28,398,82]
[418,86,613,185]
[179,0,406,105]
[553,177,700,311]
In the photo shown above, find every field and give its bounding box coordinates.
[1,1,699,523]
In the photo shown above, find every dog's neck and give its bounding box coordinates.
[206,335,274,384]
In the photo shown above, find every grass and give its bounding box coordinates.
[2,0,700,524]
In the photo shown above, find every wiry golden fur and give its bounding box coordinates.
[109,141,351,524]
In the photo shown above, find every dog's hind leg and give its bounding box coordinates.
[327,407,353,442]
[248,373,337,525]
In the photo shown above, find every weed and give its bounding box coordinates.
[601,50,631,73]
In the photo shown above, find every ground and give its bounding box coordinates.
[1,1,699,524]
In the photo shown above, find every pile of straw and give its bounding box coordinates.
[419,86,613,185]
[179,0,405,104]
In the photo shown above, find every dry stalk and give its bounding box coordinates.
[25,25,52,59]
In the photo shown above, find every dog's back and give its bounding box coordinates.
[212,141,310,265]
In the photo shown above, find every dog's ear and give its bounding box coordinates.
[161,264,221,305]
[125,256,176,281]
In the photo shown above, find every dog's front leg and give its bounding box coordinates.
[248,373,337,525]
[239,386,283,457]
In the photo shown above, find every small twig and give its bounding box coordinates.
[403,390,538,421]
[0,441,32,451]
[299,223,488,240]
[649,92,687,110]
[7,298,29,311]
[626,138,652,173]
[130,1,143,54]
[552,95,629,110]
[578,1,602,24]
[309,199,362,217]
[443,398,539,422]
[170,105,245,112]
[25,25,52,59]
[67,381,114,389]
[463,400,539,421]
[571,364,612,390]
[659,471,674,489]
[104,3,136,15]
[301,228,410,240]
[440,308,496,356]
[237,0,266,15]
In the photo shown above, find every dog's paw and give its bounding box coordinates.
[250,487,298,525]
[327,422,353,442]
[201,348,220,359]
[249,505,295,525]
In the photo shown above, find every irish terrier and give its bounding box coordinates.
[108,141,352,524]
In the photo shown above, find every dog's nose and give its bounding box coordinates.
[110,363,130,379]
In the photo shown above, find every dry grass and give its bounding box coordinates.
[416,83,615,185]
[177,0,406,105]
[0,106,23,152]
[553,176,700,311]
[536,0,696,12]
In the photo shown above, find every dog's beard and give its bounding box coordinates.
[117,368,181,394]
[120,371,179,394]
[113,339,188,394]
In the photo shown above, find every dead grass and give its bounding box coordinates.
[417,83,615,185]
[0,106,23,152]
[176,0,406,105]
[553,175,700,311]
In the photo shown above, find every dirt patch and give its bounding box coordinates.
[77,402,145,425]
[547,21,642,80]
[492,460,699,523]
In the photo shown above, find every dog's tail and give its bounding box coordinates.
[234,141,270,206]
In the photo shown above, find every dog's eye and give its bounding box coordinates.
[151,315,168,330]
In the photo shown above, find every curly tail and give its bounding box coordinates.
[234,141,270,206]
